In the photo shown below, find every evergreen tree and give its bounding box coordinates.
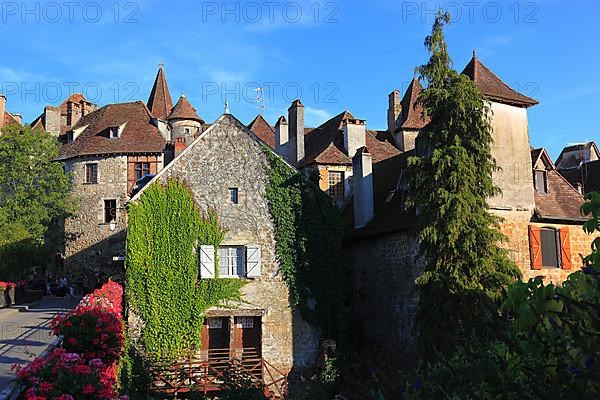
[406,12,521,355]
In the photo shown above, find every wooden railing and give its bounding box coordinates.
[147,348,288,399]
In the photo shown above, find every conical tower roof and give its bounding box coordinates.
[147,64,174,120]
[168,94,204,124]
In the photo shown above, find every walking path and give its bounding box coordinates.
[0,296,79,390]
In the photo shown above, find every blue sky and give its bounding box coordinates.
[1,0,598,158]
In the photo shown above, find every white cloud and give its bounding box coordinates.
[304,106,332,126]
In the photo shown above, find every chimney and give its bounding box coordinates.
[174,137,187,157]
[275,115,289,159]
[0,94,6,131]
[352,147,374,228]
[11,113,22,125]
[343,118,366,159]
[387,90,402,134]
[288,99,305,167]
[44,106,61,136]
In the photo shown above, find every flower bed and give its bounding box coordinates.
[18,280,126,399]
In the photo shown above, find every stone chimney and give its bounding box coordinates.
[275,115,289,159]
[288,99,305,167]
[343,118,366,159]
[0,94,6,131]
[388,90,402,134]
[44,106,61,136]
[352,147,374,228]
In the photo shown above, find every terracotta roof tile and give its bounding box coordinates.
[531,148,587,222]
[461,54,538,107]
[247,114,275,148]
[400,77,429,130]
[3,111,22,128]
[147,65,173,120]
[168,95,204,123]
[57,101,165,160]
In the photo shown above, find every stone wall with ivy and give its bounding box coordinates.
[145,115,332,371]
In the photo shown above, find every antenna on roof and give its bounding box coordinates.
[224,96,230,114]
[255,87,265,115]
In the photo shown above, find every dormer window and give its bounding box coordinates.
[534,169,548,193]
[109,127,120,139]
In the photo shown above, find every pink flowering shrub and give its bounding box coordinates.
[0,281,16,290]
[16,348,118,400]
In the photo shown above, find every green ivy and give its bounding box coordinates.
[125,179,245,360]
[264,150,345,339]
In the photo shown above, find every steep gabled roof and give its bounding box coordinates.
[3,111,22,128]
[399,77,429,130]
[168,95,204,123]
[461,54,538,107]
[531,148,587,222]
[147,65,174,120]
[247,114,275,148]
[57,101,165,160]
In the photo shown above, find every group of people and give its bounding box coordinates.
[45,276,74,298]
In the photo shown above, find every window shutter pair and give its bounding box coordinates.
[528,226,572,270]
[199,245,261,279]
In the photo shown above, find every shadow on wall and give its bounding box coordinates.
[64,230,126,293]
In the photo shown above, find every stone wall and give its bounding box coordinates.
[63,155,129,284]
[155,115,320,376]
[344,231,421,352]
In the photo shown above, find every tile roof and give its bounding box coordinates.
[559,160,600,195]
[303,111,401,166]
[531,148,587,222]
[555,142,599,169]
[247,114,275,148]
[57,101,166,160]
[3,111,22,128]
[147,65,173,120]
[461,54,538,107]
[399,77,429,130]
[168,95,204,123]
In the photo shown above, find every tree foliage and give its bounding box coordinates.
[408,192,600,399]
[405,12,521,353]
[125,179,244,360]
[264,150,344,339]
[0,125,73,277]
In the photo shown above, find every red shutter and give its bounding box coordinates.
[559,227,572,270]
[528,225,543,270]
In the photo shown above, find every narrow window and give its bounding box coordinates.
[110,127,119,139]
[218,246,245,277]
[134,162,151,180]
[104,199,117,224]
[184,128,191,134]
[327,171,345,200]
[229,188,239,204]
[534,170,548,193]
[85,163,98,184]
[540,228,560,268]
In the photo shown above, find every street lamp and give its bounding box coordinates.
[109,219,117,232]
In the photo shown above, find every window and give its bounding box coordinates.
[229,188,239,204]
[207,318,223,329]
[534,170,548,193]
[235,316,254,329]
[134,162,151,180]
[184,128,190,134]
[540,228,560,268]
[109,127,119,139]
[104,199,117,223]
[327,171,345,200]
[85,163,98,184]
[218,246,245,277]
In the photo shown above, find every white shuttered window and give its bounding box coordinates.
[218,246,245,277]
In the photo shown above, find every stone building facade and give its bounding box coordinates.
[57,101,166,284]
[130,113,321,383]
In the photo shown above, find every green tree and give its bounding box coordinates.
[0,125,73,277]
[406,12,520,354]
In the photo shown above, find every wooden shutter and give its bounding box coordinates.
[559,228,572,270]
[199,245,215,279]
[528,225,543,270]
[245,245,261,278]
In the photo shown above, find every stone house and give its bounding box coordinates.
[556,142,600,194]
[0,94,23,132]
[56,101,168,284]
[343,54,600,351]
[129,112,321,386]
